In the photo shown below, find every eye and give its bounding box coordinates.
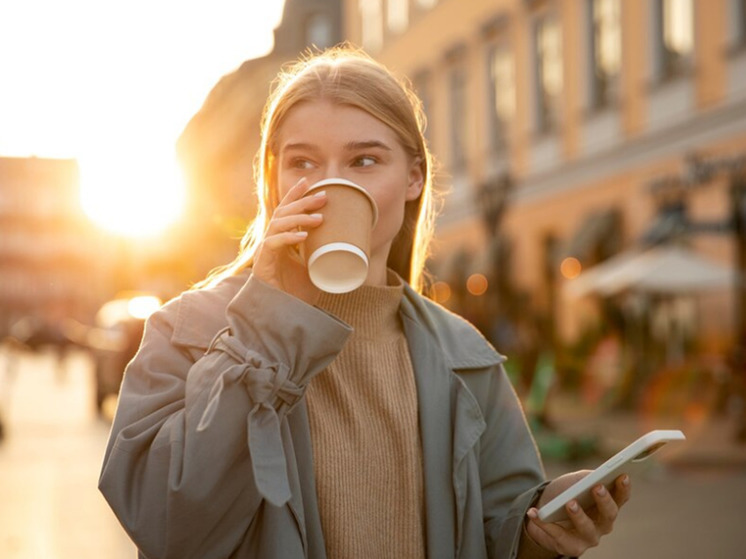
[352,155,378,167]
[289,158,314,170]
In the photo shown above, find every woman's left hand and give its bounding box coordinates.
[525,471,631,557]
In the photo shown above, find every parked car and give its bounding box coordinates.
[90,293,161,414]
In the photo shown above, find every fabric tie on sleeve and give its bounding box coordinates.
[197,328,303,507]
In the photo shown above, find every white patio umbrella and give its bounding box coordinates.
[564,244,739,298]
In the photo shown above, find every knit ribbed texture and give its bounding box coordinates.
[306,278,425,559]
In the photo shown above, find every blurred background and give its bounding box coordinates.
[1,0,745,557]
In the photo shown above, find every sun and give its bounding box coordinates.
[0,1,290,239]
[80,149,186,238]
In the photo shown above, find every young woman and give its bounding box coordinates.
[99,45,630,559]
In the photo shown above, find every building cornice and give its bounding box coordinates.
[514,96,746,206]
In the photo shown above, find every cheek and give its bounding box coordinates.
[275,168,300,202]
[371,189,408,236]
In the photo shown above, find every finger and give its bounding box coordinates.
[274,188,327,219]
[524,514,559,554]
[565,499,601,547]
[275,177,325,210]
[526,508,587,557]
[263,230,309,251]
[279,177,310,205]
[613,474,632,508]
[591,484,619,534]
[267,212,323,235]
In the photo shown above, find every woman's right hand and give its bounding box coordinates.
[252,178,327,304]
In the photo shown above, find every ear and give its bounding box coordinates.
[406,157,425,201]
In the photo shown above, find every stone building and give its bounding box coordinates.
[344,0,746,371]
[0,157,98,339]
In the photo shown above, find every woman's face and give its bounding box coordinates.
[274,99,423,271]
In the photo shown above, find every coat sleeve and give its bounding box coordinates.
[477,364,559,559]
[98,276,352,559]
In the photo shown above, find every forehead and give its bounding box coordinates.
[276,99,400,151]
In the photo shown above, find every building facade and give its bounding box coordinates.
[0,157,99,339]
[344,0,746,370]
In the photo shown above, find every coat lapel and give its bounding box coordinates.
[287,400,328,559]
[399,287,500,559]
[401,309,457,559]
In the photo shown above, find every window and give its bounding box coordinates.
[387,0,409,34]
[306,13,333,49]
[589,0,621,108]
[359,0,383,52]
[660,0,694,79]
[534,14,563,133]
[449,63,468,171]
[487,44,515,150]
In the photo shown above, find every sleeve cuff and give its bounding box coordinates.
[518,524,562,559]
[226,274,352,383]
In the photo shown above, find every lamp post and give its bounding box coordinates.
[731,176,746,442]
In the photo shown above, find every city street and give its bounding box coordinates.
[0,346,744,558]
[0,348,134,559]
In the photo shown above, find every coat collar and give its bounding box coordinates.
[400,283,505,371]
[167,271,505,373]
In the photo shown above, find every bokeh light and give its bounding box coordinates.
[466,273,489,296]
[431,280,452,304]
[560,256,583,279]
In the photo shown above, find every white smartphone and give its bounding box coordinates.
[537,429,686,523]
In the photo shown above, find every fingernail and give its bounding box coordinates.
[314,190,326,197]
[295,230,308,238]
[527,508,538,519]
[622,475,630,486]
[310,213,323,219]
[568,501,579,513]
[595,485,607,496]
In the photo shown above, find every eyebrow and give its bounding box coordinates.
[281,139,393,154]
[344,140,393,152]
[281,142,317,154]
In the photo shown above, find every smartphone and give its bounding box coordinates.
[537,429,686,523]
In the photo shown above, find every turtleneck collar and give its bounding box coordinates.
[315,271,404,340]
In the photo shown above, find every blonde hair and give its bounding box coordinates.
[197,45,438,293]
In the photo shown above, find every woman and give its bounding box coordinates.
[99,45,629,559]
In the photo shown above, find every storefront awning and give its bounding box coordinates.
[564,244,739,298]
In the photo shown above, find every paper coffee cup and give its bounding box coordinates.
[302,178,379,293]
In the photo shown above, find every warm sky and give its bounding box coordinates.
[0,0,285,236]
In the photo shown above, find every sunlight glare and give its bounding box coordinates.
[80,150,186,238]
[0,0,287,237]
[128,295,163,320]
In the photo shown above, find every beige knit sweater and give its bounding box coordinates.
[306,279,426,558]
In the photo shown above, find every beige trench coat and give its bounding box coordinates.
[99,272,550,559]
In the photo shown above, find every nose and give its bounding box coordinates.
[324,161,344,179]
